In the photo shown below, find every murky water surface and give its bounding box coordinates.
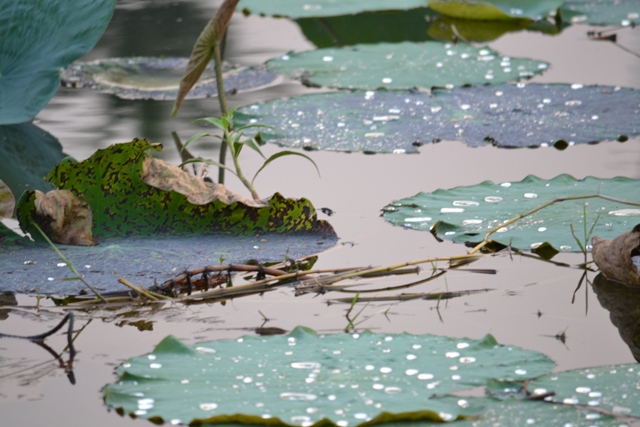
[2,1,640,426]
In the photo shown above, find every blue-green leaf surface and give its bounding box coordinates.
[103,327,554,426]
[236,84,640,153]
[382,175,640,253]
[0,0,116,124]
[560,0,640,26]
[529,364,640,418]
[267,42,547,90]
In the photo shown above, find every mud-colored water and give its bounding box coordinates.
[2,1,640,426]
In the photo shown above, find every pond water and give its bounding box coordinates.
[2,1,640,426]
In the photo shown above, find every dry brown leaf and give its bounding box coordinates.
[592,224,640,287]
[33,189,96,246]
[0,179,15,219]
[140,157,266,207]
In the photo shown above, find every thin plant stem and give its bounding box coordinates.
[214,42,228,184]
[32,224,106,303]
[117,278,170,300]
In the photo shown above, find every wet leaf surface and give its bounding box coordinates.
[382,175,640,254]
[267,42,547,90]
[0,0,116,124]
[236,84,640,153]
[103,327,554,426]
[61,57,279,101]
[529,363,640,418]
[0,233,335,294]
[238,0,427,18]
[560,0,640,26]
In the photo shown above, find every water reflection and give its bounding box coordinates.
[592,273,640,362]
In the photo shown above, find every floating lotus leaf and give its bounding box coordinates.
[427,15,564,42]
[382,175,640,254]
[61,57,279,101]
[428,0,564,20]
[238,0,427,18]
[267,42,547,90]
[0,0,116,124]
[236,84,640,153]
[529,364,640,418]
[295,8,439,48]
[560,0,640,26]
[15,139,333,239]
[0,233,334,294]
[103,327,554,426]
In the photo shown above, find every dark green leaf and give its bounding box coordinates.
[428,0,564,20]
[0,0,116,124]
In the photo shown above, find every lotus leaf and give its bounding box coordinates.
[16,139,334,239]
[103,327,554,426]
[428,0,564,21]
[382,175,640,254]
[560,0,640,26]
[529,364,640,418]
[238,0,427,18]
[0,233,334,294]
[267,42,547,90]
[0,0,116,124]
[61,57,279,101]
[295,8,439,47]
[235,84,640,153]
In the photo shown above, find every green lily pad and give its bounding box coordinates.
[295,8,440,48]
[428,0,564,21]
[236,84,640,153]
[267,42,547,90]
[15,139,334,239]
[238,0,427,18]
[61,57,280,101]
[0,0,116,125]
[382,175,640,254]
[103,327,554,426]
[560,0,640,26]
[529,364,640,418]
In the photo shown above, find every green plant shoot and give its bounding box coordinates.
[181,108,320,200]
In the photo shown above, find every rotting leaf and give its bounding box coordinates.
[26,189,95,246]
[16,139,334,239]
[267,42,547,90]
[592,225,640,287]
[172,0,240,116]
[0,180,15,219]
[103,327,554,426]
[140,157,262,207]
